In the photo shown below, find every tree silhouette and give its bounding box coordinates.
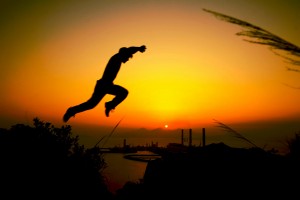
[203,9,300,73]
[0,118,113,199]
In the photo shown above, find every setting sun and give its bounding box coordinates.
[164,125,168,129]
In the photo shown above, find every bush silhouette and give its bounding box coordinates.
[0,118,113,199]
[286,131,300,159]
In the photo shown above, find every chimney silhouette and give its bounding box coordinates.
[123,139,126,148]
[189,129,192,147]
[181,129,184,145]
[202,128,206,147]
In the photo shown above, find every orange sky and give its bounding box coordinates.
[1,0,300,151]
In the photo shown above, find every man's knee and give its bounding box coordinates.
[122,89,129,98]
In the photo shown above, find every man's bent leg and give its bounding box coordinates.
[105,85,128,117]
[63,96,103,122]
[63,80,106,122]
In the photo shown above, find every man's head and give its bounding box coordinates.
[119,47,133,63]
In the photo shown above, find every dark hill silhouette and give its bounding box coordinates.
[2,118,300,200]
[115,142,300,200]
[0,118,113,199]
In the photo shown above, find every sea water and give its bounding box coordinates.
[102,151,150,193]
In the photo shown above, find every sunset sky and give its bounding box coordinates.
[1,0,300,151]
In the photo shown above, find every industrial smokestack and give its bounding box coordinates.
[181,129,184,145]
[123,139,126,148]
[202,128,206,147]
[189,129,192,147]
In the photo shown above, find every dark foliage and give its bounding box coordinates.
[286,131,300,159]
[0,118,113,199]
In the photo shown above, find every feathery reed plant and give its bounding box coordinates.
[203,8,300,73]
[213,119,258,148]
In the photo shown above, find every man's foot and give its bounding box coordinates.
[63,108,75,122]
[105,102,114,117]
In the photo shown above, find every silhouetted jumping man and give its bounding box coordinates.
[63,45,147,122]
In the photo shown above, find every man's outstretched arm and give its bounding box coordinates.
[127,45,146,54]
